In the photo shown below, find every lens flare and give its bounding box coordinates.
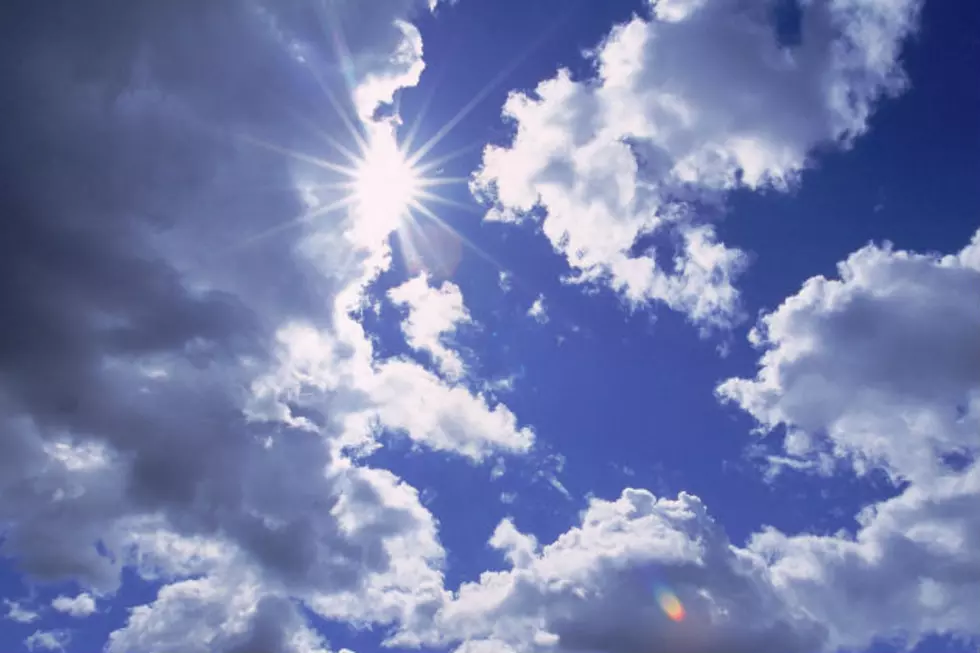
[226,39,511,280]
[352,129,420,226]
[654,585,685,622]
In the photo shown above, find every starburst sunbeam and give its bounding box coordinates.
[237,133,356,178]
[405,12,570,168]
[220,195,357,255]
[350,128,421,226]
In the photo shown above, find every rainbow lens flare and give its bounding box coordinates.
[654,585,686,622]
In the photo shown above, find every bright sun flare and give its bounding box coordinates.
[234,114,474,273]
[352,133,421,223]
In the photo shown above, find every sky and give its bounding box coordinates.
[0,0,978,652]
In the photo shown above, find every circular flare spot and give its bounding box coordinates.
[655,586,686,622]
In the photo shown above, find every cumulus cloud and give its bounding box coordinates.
[474,0,921,328]
[718,229,980,485]
[719,230,980,650]
[393,489,825,653]
[526,294,549,324]
[489,518,539,568]
[25,630,69,652]
[252,321,534,461]
[51,593,97,618]
[4,600,40,624]
[0,0,501,650]
[752,462,980,651]
[107,569,331,653]
[384,231,980,653]
[388,274,472,379]
[372,359,535,460]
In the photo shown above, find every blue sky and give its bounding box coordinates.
[1,1,978,653]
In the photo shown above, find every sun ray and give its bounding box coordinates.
[233,23,564,281]
[237,132,357,178]
[221,194,357,255]
[415,139,487,176]
[408,199,504,272]
[308,68,367,154]
[415,189,484,215]
[406,14,569,168]
[399,83,438,156]
[287,108,363,167]
[416,176,470,188]
[298,19,370,156]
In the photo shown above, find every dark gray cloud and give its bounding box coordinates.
[0,0,433,602]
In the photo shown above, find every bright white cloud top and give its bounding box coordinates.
[388,274,472,379]
[719,231,980,485]
[50,594,96,619]
[0,1,976,653]
[474,0,921,328]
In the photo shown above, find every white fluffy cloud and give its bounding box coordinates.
[25,630,69,652]
[383,230,980,653]
[388,274,472,379]
[372,359,535,460]
[252,319,534,462]
[526,294,549,324]
[718,229,980,484]
[4,600,40,624]
[51,593,96,618]
[393,489,825,653]
[107,570,330,653]
[474,0,921,328]
[304,464,448,628]
[752,462,980,651]
[719,230,980,650]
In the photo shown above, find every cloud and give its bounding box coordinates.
[752,462,980,651]
[107,569,330,653]
[389,231,980,653]
[489,518,539,568]
[252,321,535,461]
[0,0,489,650]
[718,230,980,650]
[718,229,980,485]
[4,600,40,624]
[1,2,958,653]
[25,630,69,652]
[393,489,825,653]
[527,294,549,324]
[372,359,535,460]
[491,458,507,480]
[51,593,97,618]
[473,0,921,328]
[294,464,449,633]
[388,274,472,379]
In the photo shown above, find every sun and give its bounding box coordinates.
[232,113,477,276]
[351,130,421,224]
